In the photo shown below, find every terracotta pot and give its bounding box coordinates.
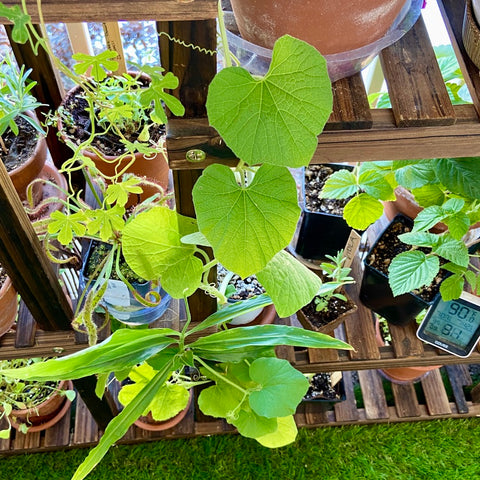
[374,318,440,383]
[8,111,47,202]
[134,389,193,431]
[227,303,276,327]
[26,162,68,221]
[10,380,74,432]
[0,275,17,337]
[58,81,170,206]
[230,0,408,55]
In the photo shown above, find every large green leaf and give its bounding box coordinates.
[192,164,300,277]
[1,329,178,381]
[412,185,446,208]
[189,325,352,360]
[256,250,321,317]
[206,35,332,168]
[444,213,470,240]
[388,251,440,296]
[233,409,278,439]
[398,232,439,248]
[122,207,203,298]
[72,364,172,480]
[197,380,246,421]
[256,415,298,448]
[249,358,308,418]
[343,194,384,230]
[435,158,480,199]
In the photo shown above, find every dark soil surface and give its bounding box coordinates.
[1,117,38,172]
[217,265,265,300]
[367,218,448,302]
[302,295,355,329]
[60,83,165,157]
[304,165,351,215]
[85,241,145,284]
[304,373,343,401]
[0,265,7,289]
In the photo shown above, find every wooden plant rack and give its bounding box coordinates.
[1,0,480,455]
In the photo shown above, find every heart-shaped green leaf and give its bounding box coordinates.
[122,207,203,298]
[343,194,384,230]
[206,35,332,168]
[249,358,309,418]
[192,164,300,277]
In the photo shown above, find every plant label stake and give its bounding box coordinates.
[417,291,480,357]
[343,229,362,269]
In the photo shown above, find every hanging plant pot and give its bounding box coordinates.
[134,389,193,431]
[2,111,47,202]
[10,380,74,433]
[360,214,446,326]
[57,78,170,205]
[0,268,17,337]
[294,164,357,261]
[79,241,171,326]
[297,288,357,334]
[374,318,440,383]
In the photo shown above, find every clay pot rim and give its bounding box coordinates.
[134,388,193,431]
[7,111,47,179]
[0,275,17,336]
[10,380,74,433]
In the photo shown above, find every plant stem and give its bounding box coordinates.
[217,1,232,68]
[195,357,247,395]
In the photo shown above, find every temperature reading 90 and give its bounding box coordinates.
[418,293,480,357]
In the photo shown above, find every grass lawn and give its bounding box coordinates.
[1,419,479,480]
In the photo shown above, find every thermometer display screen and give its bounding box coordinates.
[417,292,480,357]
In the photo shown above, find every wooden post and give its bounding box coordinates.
[5,24,73,170]
[0,161,73,331]
[158,19,217,321]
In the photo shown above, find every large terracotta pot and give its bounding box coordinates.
[10,380,74,433]
[0,275,17,337]
[229,0,408,55]
[8,111,47,202]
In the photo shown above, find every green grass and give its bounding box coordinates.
[1,419,480,480]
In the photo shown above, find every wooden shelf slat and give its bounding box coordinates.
[0,0,218,23]
[380,15,456,127]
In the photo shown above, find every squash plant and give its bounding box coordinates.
[0,2,350,479]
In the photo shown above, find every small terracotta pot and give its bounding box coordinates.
[10,380,74,433]
[0,276,18,337]
[134,389,193,431]
[374,318,440,383]
[230,0,408,55]
[8,111,47,202]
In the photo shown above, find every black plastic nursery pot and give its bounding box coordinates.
[303,372,346,404]
[294,164,357,260]
[359,214,434,326]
